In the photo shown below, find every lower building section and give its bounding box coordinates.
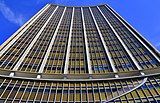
[0,75,160,103]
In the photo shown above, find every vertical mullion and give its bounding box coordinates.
[47,82,52,102]
[26,82,35,102]
[19,81,30,103]
[81,7,92,74]
[119,81,129,103]
[64,7,75,74]
[67,83,70,102]
[145,81,158,102]
[89,7,118,77]
[149,78,160,95]
[86,83,89,102]
[0,79,6,90]
[102,82,108,100]
[38,7,67,75]
[54,83,58,102]
[74,83,76,102]
[91,83,95,102]
[60,83,64,102]
[0,79,12,98]
[80,83,82,102]
[40,82,47,102]
[4,80,18,102]
[12,81,24,102]
[33,82,41,102]
[97,83,102,102]
[27,17,51,72]
[132,80,145,102]
[97,6,144,74]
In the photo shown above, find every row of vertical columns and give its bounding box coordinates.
[37,7,67,78]
[64,8,75,74]
[97,6,142,75]
[4,4,159,78]
[81,7,93,74]
[9,6,59,76]
[97,6,144,75]
[89,7,118,78]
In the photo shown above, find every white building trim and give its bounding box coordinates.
[38,7,67,75]
[89,7,118,77]
[97,6,143,73]
[64,7,75,74]
[81,7,93,74]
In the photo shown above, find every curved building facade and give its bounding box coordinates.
[0,4,160,103]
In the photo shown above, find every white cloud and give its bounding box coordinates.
[0,1,25,26]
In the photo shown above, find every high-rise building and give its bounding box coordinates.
[0,4,160,103]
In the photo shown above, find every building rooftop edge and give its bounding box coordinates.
[46,3,108,7]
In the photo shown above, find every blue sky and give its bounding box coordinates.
[0,0,160,51]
